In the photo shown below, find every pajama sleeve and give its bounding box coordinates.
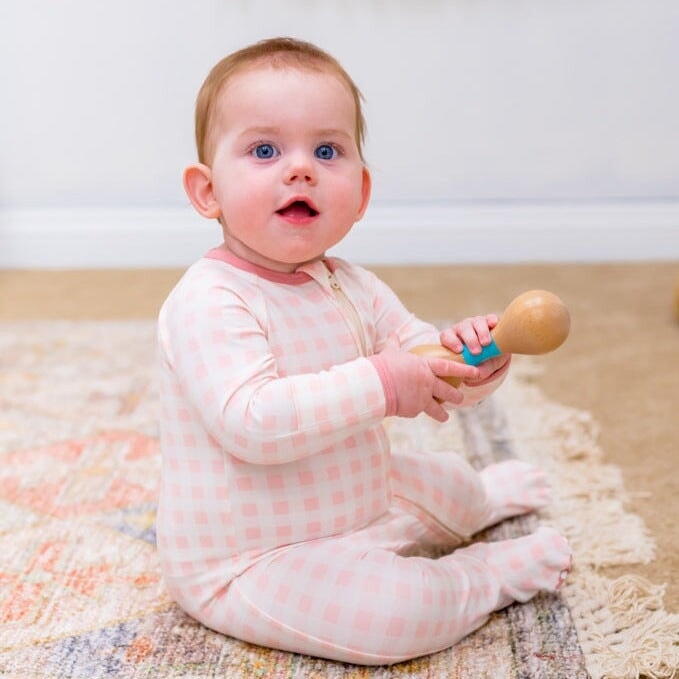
[358,267,441,350]
[159,277,388,465]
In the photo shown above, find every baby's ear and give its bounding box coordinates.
[183,164,221,219]
[355,165,372,220]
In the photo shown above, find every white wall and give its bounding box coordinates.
[1,0,678,266]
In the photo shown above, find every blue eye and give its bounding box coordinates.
[315,144,338,160]
[253,143,278,159]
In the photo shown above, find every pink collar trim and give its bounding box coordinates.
[204,245,336,284]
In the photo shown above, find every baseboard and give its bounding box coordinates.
[1,200,678,268]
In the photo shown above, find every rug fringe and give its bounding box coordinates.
[500,360,678,679]
[567,572,679,679]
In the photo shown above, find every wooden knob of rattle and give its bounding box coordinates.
[411,289,570,386]
[486,289,571,357]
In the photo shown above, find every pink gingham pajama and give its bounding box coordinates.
[157,247,571,665]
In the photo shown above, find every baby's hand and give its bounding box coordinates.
[440,315,511,386]
[375,333,480,422]
[440,314,499,355]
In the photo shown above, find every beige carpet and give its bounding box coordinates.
[0,262,677,678]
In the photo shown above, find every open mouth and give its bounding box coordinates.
[276,200,319,219]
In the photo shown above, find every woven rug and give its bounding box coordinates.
[0,321,677,679]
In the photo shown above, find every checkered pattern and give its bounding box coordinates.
[156,249,569,665]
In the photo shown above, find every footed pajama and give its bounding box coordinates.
[157,248,570,665]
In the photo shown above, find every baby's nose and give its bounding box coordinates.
[284,154,317,184]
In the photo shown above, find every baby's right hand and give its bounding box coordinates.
[375,333,480,422]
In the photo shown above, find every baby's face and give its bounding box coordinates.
[207,65,371,272]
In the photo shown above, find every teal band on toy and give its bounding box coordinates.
[461,338,502,365]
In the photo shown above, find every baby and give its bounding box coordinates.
[156,36,571,665]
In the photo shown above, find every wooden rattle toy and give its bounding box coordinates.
[411,289,571,386]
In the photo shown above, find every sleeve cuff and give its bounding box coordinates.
[368,354,398,417]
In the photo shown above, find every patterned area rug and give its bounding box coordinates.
[0,322,677,679]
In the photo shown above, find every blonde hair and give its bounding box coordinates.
[193,37,367,164]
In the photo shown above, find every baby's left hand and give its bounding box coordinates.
[440,315,511,385]
[441,314,499,355]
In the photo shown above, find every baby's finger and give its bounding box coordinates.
[433,377,464,405]
[424,398,450,423]
[456,320,486,354]
[439,328,465,353]
[426,357,480,381]
[472,317,493,346]
[485,313,500,329]
[468,354,511,384]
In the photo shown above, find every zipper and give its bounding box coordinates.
[324,266,368,356]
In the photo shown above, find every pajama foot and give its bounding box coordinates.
[461,526,572,609]
[479,460,551,529]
